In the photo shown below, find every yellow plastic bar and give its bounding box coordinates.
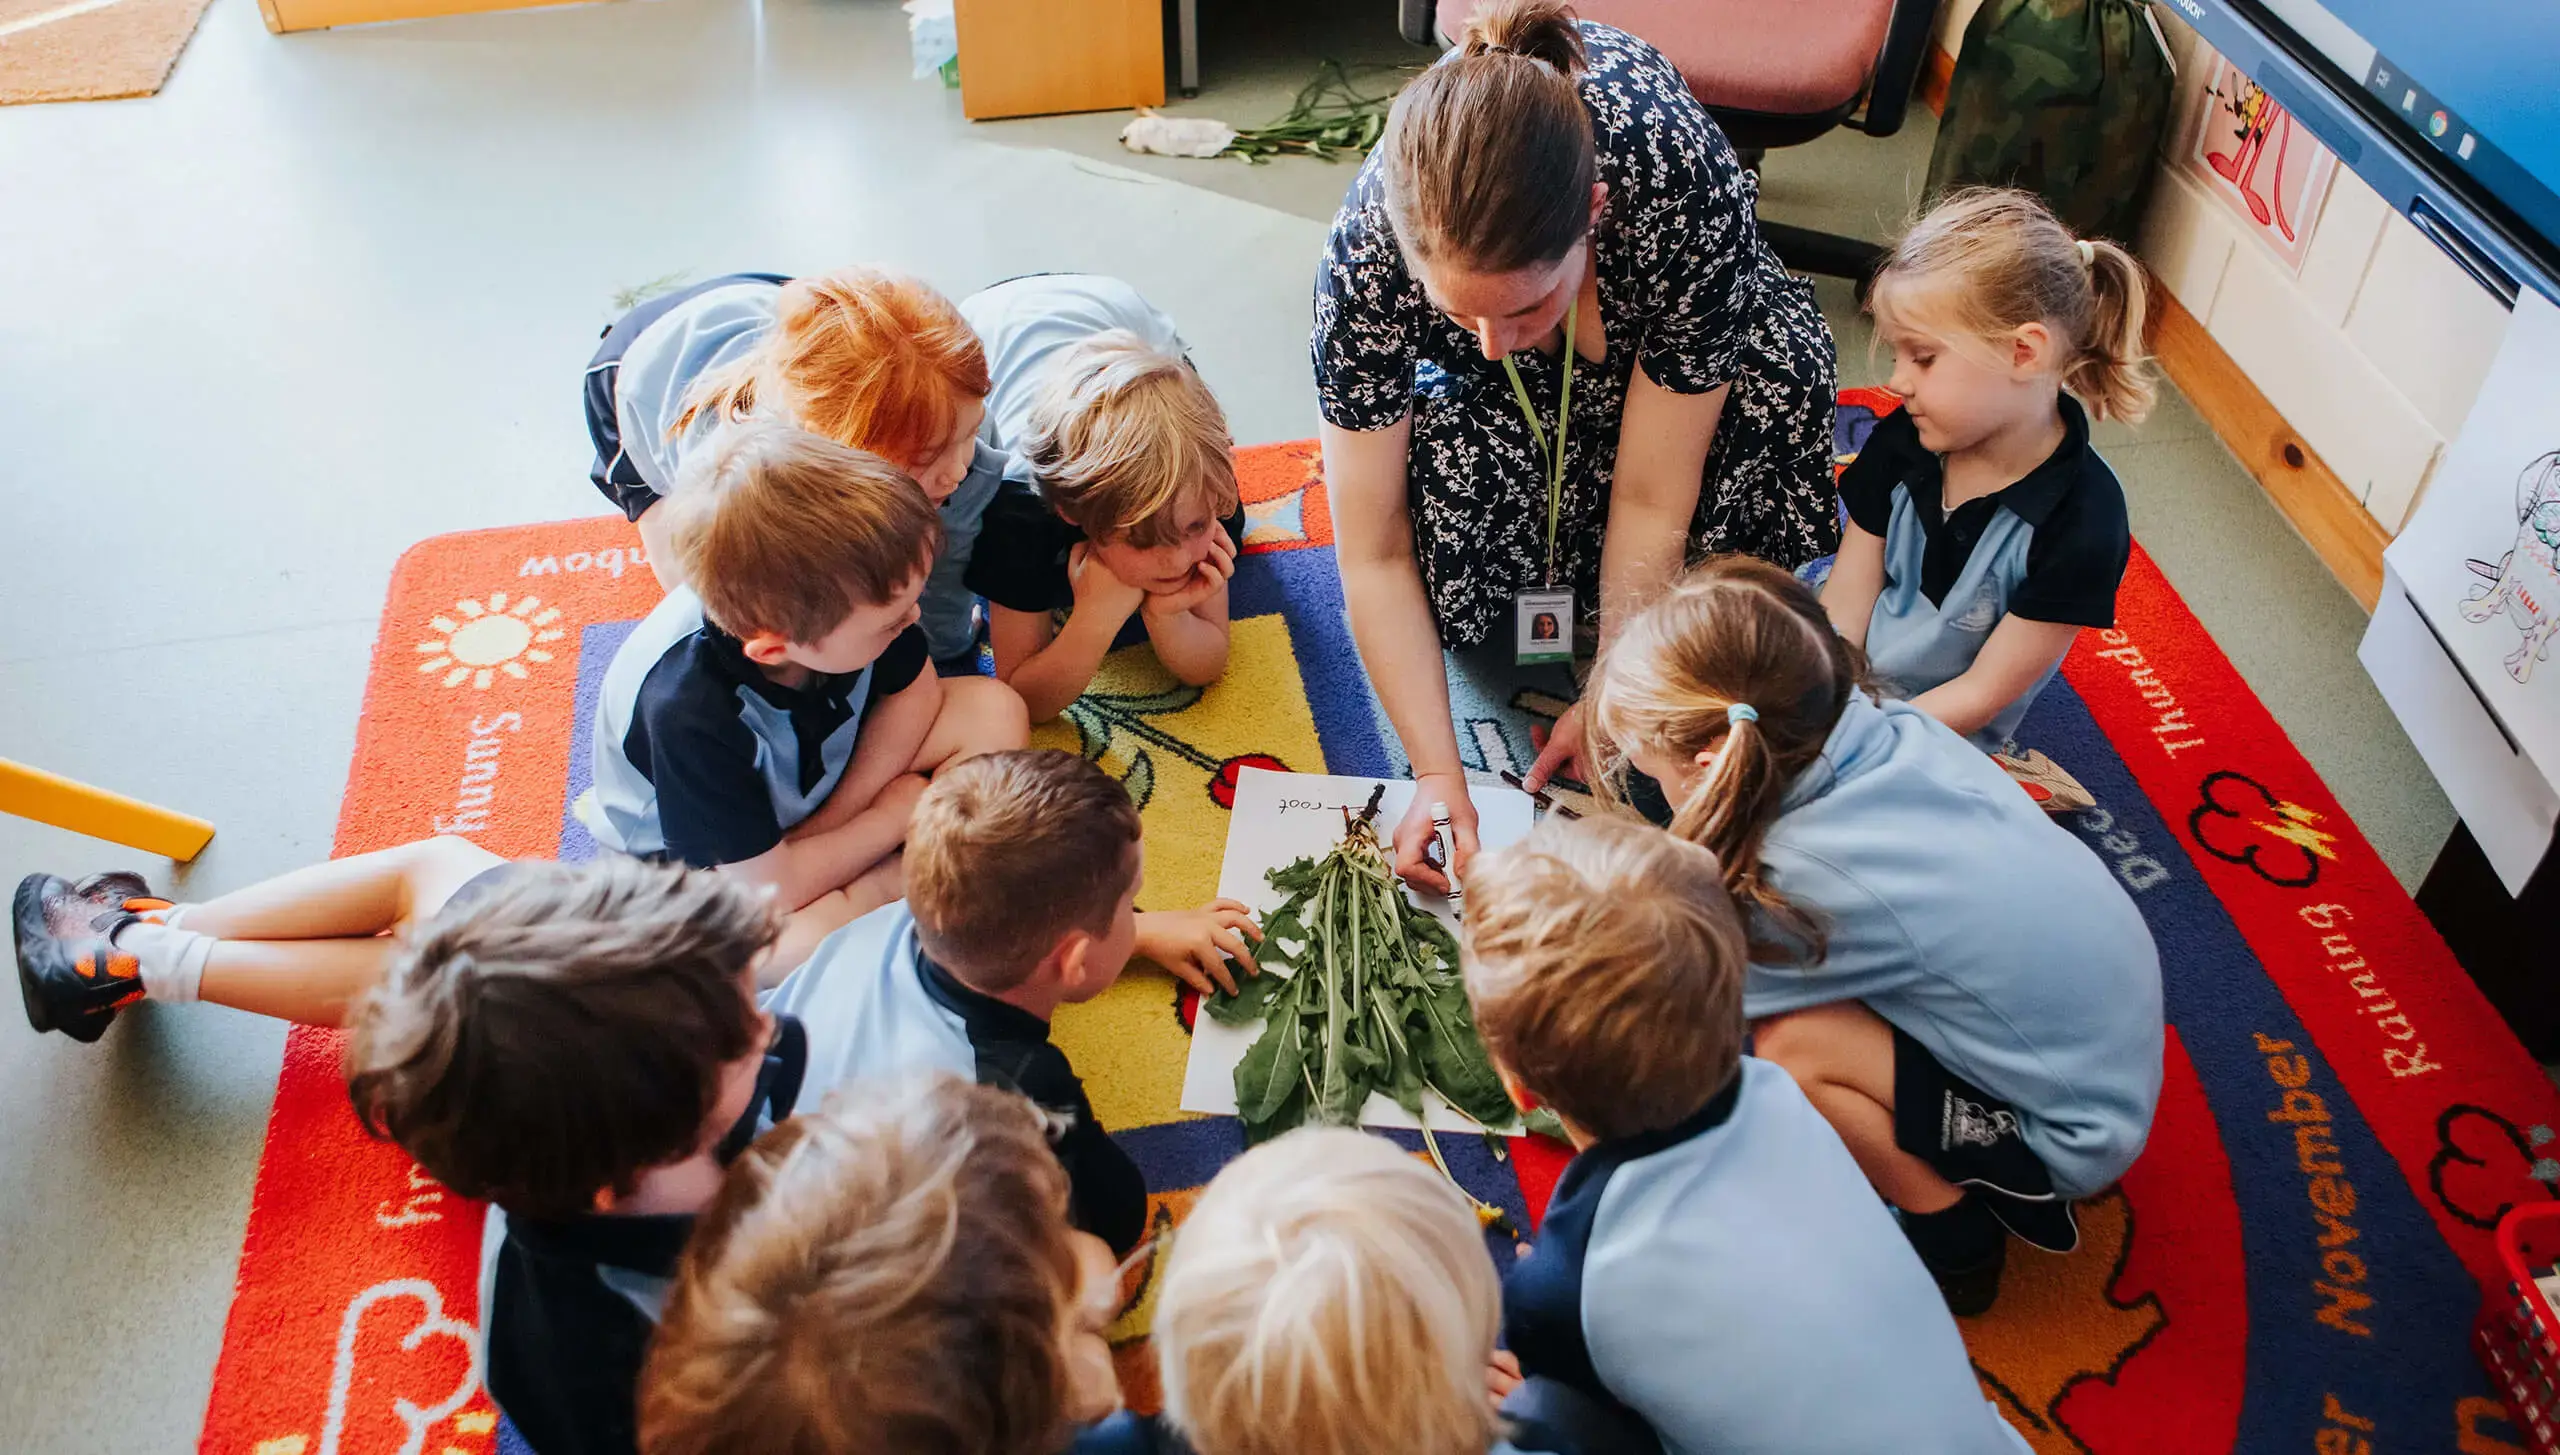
[0,758,215,862]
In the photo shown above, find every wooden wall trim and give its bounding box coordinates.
[2146,281,2390,611]
[1919,44,1955,117]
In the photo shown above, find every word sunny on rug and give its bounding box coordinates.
[202,395,2560,1455]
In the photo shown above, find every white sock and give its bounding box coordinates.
[111,920,214,1004]
[152,903,196,931]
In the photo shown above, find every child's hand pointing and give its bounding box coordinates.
[1135,900,1263,996]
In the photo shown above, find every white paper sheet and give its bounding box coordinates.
[2372,287,2560,887]
[1178,767,1537,1131]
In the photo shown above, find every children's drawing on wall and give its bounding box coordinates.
[2460,450,2560,683]
[2184,57,2338,272]
[2383,287,2560,818]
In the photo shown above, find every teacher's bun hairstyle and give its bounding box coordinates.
[1383,0,1595,274]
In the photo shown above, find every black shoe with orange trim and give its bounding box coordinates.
[13,872,166,1042]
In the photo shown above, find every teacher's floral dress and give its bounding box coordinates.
[1313,20,1840,647]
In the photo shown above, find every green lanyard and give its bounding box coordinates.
[1499,294,1577,590]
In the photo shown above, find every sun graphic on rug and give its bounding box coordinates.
[413,592,566,690]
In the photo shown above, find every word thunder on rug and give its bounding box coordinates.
[203,408,2560,1455]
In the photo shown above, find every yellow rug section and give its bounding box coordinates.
[1037,613,1325,1134]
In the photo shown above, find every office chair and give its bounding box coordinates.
[1402,0,1943,282]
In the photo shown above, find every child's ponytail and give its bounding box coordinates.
[1663,705,1823,962]
[1589,557,1856,965]
[2064,238,2156,425]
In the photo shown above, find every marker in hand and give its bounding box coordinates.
[1430,800,1463,909]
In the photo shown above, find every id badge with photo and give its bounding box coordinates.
[1514,588,1574,665]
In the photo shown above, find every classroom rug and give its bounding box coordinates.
[200,401,2560,1455]
[0,0,216,106]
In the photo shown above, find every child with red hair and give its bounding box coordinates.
[583,267,1001,661]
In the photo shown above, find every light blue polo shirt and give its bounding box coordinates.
[1504,1058,2033,1455]
[957,273,1190,489]
[1742,693,2165,1199]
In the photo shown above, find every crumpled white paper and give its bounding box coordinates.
[1119,110,1239,159]
[902,0,956,81]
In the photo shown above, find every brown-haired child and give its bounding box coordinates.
[15,849,791,1454]
[764,747,1259,1256]
[1462,816,2032,1454]
[577,421,1030,965]
[639,1075,1127,1455]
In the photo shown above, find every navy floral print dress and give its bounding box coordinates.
[1312,21,1840,648]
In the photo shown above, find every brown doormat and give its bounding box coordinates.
[0,0,217,105]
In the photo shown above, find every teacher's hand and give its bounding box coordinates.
[1521,700,1590,795]
[1394,771,1479,895]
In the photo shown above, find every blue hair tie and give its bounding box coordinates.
[1727,703,1759,725]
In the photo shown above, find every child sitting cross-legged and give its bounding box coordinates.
[1460,816,2034,1455]
[959,274,1246,721]
[637,1073,1135,1455]
[579,420,1030,965]
[1821,188,2152,751]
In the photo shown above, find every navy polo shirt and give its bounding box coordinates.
[1839,397,2130,631]
[1504,1058,2031,1455]
[579,586,929,868]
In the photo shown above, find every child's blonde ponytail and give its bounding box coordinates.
[1589,557,1857,964]
[2064,238,2156,425]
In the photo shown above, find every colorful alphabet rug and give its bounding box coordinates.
[201,402,2558,1455]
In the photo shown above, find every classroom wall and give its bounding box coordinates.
[1932,4,2510,535]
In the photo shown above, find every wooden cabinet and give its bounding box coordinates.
[954,0,1165,121]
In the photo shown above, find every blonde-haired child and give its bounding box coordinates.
[1823,188,2153,750]
[1589,555,2163,1315]
[582,267,1004,660]
[958,274,1245,720]
[1154,1129,1539,1455]
[1463,816,2031,1453]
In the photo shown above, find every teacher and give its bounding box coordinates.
[1314,0,1840,889]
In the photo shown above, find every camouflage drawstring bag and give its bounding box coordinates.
[1925,0,2176,242]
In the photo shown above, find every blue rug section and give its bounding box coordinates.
[2021,677,2494,1435]
[559,617,638,863]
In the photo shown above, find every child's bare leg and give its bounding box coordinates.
[180,836,504,941]
[916,676,1031,776]
[170,837,504,1026]
[1752,1001,1965,1214]
[763,854,904,986]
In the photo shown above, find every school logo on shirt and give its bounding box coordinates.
[1950,578,2004,633]
[1941,1092,2023,1150]
[2188,769,2340,888]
